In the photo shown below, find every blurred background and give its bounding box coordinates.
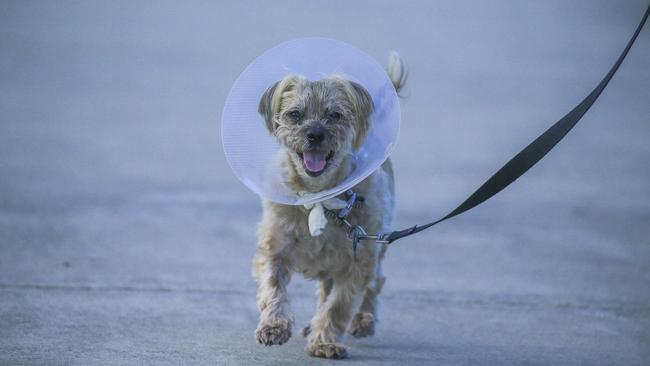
[1,1,649,365]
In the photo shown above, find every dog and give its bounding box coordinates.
[253,51,407,359]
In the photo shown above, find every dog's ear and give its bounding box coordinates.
[348,81,374,150]
[258,81,281,134]
[258,75,305,134]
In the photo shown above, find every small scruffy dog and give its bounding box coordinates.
[253,52,407,359]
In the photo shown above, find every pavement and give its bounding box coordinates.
[1,1,649,365]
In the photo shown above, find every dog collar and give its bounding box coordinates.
[221,38,401,205]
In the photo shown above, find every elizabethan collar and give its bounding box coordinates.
[221,38,401,205]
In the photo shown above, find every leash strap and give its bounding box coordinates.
[383,5,649,245]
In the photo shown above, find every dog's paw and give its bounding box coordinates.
[302,324,311,337]
[348,312,375,338]
[255,318,292,346]
[307,342,348,359]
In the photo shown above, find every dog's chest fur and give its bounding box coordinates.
[258,160,394,280]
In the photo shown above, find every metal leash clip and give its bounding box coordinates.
[325,189,391,258]
[345,222,390,258]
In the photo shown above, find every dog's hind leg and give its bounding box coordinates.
[302,278,333,337]
[349,243,388,338]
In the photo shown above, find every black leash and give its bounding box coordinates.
[382,5,649,245]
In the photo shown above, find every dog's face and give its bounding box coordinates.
[258,75,373,187]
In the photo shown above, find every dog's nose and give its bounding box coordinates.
[306,126,325,144]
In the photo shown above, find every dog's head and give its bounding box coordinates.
[258,74,373,188]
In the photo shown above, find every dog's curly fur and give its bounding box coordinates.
[253,52,407,359]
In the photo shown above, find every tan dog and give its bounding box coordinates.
[253,52,407,359]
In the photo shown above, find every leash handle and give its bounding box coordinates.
[384,5,650,245]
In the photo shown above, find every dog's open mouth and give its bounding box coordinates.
[298,150,334,177]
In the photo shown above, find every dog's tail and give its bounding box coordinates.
[387,51,408,94]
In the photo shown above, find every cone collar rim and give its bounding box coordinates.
[221,37,400,205]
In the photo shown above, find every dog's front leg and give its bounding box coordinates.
[253,247,293,346]
[306,277,357,359]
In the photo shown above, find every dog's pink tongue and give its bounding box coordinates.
[303,151,326,172]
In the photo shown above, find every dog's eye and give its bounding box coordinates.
[287,110,301,121]
[328,111,342,121]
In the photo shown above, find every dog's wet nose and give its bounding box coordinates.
[306,126,325,144]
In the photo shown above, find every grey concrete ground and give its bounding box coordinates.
[1,1,649,365]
